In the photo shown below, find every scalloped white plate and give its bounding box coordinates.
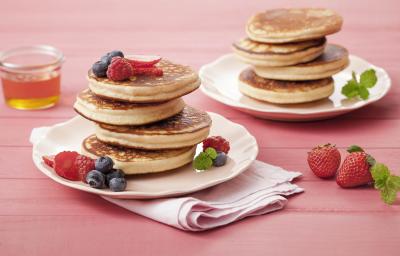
[31,113,258,199]
[199,54,391,121]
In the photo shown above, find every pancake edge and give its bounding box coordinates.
[81,142,196,175]
[238,79,334,104]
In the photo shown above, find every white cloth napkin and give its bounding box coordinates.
[103,161,303,231]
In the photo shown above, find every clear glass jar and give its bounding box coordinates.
[0,45,64,110]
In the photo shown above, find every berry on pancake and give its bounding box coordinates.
[106,57,133,81]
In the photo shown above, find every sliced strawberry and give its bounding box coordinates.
[126,55,161,68]
[42,155,55,168]
[132,67,163,76]
[54,151,80,181]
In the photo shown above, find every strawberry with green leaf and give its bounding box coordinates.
[341,69,378,100]
[336,145,400,204]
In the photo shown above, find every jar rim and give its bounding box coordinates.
[0,45,64,72]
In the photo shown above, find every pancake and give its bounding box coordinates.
[88,59,200,103]
[254,44,349,81]
[74,89,185,125]
[233,37,326,67]
[96,106,212,149]
[239,68,334,104]
[81,135,196,175]
[246,8,343,43]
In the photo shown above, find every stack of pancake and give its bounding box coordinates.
[73,59,212,175]
[233,8,350,104]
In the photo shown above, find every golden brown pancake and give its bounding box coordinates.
[233,37,326,54]
[88,59,200,103]
[73,89,185,125]
[96,106,212,149]
[233,37,326,67]
[246,8,343,43]
[239,68,334,104]
[254,44,349,81]
[81,135,196,175]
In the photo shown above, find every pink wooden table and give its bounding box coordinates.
[1,1,399,255]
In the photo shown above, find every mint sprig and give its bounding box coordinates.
[193,147,217,170]
[370,163,400,205]
[341,69,377,100]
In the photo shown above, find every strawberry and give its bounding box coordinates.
[307,144,341,178]
[54,151,80,181]
[48,151,95,182]
[74,155,95,182]
[202,136,230,154]
[336,145,375,188]
[126,55,161,68]
[42,155,55,168]
[132,67,163,76]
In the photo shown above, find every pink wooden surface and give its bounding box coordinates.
[1,0,399,255]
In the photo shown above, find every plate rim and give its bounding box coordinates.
[199,53,391,116]
[31,113,259,199]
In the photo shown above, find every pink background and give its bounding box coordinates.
[1,0,399,255]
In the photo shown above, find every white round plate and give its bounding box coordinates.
[31,113,258,199]
[199,54,391,121]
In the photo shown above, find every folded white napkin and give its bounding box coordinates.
[103,161,303,231]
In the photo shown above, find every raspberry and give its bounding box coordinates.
[74,155,95,182]
[42,155,55,168]
[202,136,230,154]
[132,67,163,76]
[54,151,80,181]
[106,57,133,81]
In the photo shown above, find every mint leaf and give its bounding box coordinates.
[370,163,390,190]
[389,175,400,190]
[341,80,358,98]
[341,69,378,100]
[193,152,213,170]
[351,71,358,82]
[370,163,400,205]
[360,69,377,88]
[358,86,370,100]
[204,147,217,160]
[380,187,397,205]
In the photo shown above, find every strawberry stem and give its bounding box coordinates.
[347,145,364,153]
[367,155,376,166]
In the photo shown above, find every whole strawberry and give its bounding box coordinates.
[336,145,375,188]
[307,143,341,178]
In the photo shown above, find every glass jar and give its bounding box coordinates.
[0,45,64,110]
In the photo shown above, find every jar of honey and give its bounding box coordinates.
[0,45,64,110]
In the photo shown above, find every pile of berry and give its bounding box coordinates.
[307,144,400,204]
[193,136,230,170]
[92,50,163,81]
[43,152,127,192]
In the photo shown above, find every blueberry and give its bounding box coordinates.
[86,170,106,189]
[106,169,125,186]
[109,177,127,192]
[92,61,108,77]
[95,156,114,174]
[213,152,227,167]
[100,50,124,65]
